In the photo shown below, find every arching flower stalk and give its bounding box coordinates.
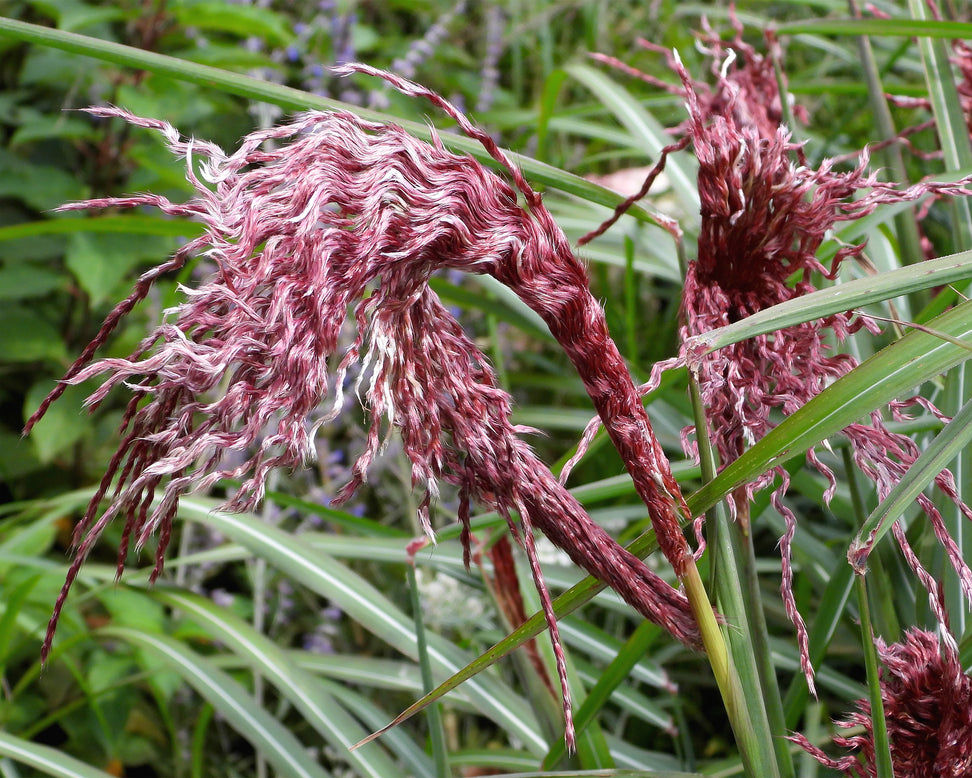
[25,69,710,748]
[791,628,972,777]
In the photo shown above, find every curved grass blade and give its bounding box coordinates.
[0,731,118,778]
[689,249,972,356]
[689,298,972,517]
[149,587,404,778]
[175,499,547,755]
[0,216,205,242]
[487,772,701,778]
[774,17,972,38]
[0,17,656,223]
[97,626,333,778]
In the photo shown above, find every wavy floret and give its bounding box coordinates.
[581,29,972,691]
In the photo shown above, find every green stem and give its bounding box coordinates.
[849,0,926,270]
[407,565,449,778]
[856,574,895,778]
[843,449,894,777]
[624,235,638,364]
[733,504,795,777]
[686,374,784,778]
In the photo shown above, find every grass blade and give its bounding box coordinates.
[97,626,333,778]
[689,299,972,517]
[0,732,118,778]
[175,499,547,755]
[775,17,972,38]
[855,577,894,778]
[690,249,972,356]
[149,587,404,778]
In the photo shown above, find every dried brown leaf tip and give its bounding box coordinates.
[793,629,972,778]
[27,69,702,748]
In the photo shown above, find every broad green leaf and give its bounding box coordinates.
[0,573,43,675]
[0,148,84,211]
[24,381,91,463]
[0,305,66,363]
[0,431,43,481]
[98,626,334,778]
[170,3,295,46]
[35,0,131,32]
[0,263,64,299]
[9,113,94,147]
[65,232,176,306]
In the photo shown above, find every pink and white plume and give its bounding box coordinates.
[26,68,705,748]
[792,628,972,777]
[581,29,972,692]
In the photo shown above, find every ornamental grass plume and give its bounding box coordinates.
[580,32,972,690]
[792,628,972,777]
[672,49,972,687]
[25,67,705,746]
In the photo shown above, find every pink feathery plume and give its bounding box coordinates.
[349,64,699,581]
[673,43,972,688]
[792,628,972,777]
[26,73,702,748]
[953,40,972,134]
[580,11,807,246]
[578,25,972,691]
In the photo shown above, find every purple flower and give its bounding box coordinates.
[27,69,703,747]
[793,629,972,777]
[389,1,466,82]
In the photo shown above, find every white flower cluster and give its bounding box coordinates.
[414,567,489,634]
